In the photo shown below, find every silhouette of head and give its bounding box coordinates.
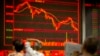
[33,41,42,51]
[82,37,99,54]
[13,39,24,52]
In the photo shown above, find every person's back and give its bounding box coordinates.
[82,37,99,56]
[8,40,24,56]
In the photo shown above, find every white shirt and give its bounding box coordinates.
[25,42,44,56]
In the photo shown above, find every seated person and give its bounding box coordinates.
[8,39,24,56]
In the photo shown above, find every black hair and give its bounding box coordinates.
[33,41,42,51]
[83,37,99,54]
[13,39,24,52]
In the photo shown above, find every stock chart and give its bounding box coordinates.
[4,0,81,49]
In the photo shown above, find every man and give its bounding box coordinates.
[25,38,44,56]
[82,37,99,56]
[8,39,24,56]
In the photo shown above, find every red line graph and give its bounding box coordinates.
[14,1,78,31]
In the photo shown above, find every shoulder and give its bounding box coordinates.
[38,52,44,56]
[8,52,24,56]
[18,53,24,56]
[8,52,15,56]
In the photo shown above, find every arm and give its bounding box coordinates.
[26,38,43,44]
[25,41,36,56]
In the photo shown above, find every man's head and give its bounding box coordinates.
[33,41,42,51]
[13,39,24,52]
[82,37,99,54]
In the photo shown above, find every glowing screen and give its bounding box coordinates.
[4,0,81,47]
